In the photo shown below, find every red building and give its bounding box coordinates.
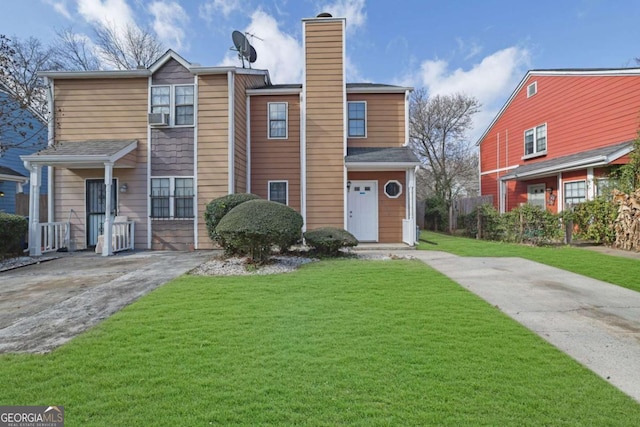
[478,69,640,213]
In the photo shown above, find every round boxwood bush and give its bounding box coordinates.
[304,227,358,256]
[215,199,303,263]
[0,213,28,259]
[204,193,260,246]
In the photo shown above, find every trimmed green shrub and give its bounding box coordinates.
[502,204,562,245]
[215,199,303,263]
[204,193,260,246]
[572,198,618,245]
[0,213,28,259]
[304,227,358,256]
[461,204,504,240]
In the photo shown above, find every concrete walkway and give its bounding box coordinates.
[403,250,640,404]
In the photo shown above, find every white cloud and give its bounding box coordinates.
[149,1,189,50]
[199,0,241,24]
[43,0,72,19]
[402,47,531,142]
[220,9,303,84]
[76,0,136,30]
[319,0,366,33]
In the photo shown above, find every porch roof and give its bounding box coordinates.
[0,165,28,183]
[21,140,138,168]
[345,146,420,170]
[501,140,634,180]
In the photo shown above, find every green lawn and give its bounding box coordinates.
[1,259,638,425]
[419,231,640,293]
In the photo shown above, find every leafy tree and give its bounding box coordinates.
[609,132,640,193]
[409,89,480,211]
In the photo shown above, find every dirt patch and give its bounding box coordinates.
[0,250,216,354]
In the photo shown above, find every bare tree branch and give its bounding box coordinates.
[94,22,164,70]
[51,27,101,71]
[409,89,480,207]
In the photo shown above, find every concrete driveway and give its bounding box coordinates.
[408,250,640,404]
[0,250,215,354]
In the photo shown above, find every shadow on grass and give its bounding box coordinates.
[419,238,438,245]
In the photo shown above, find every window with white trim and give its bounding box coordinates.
[524,123,547,156]
[348,101,366,137]
[596,178,610,198]
[527,81,537,97]
[268,102,287,138]
[564,180,586,208]
[150,84,195,126]
[268,181,288,205]
[384,180,402,198]
[151,177,194,218]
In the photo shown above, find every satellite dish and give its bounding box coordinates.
[231,30,259,68]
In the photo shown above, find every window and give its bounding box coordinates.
[150,177,194,218]
[268,102,287,138]
[151,178,170,218]
[384,180,402,198]
[527,81,537,97]
[524,124,547,157]
[150,85,195,126]
[268,181,288,205]
[596,178,610,198]
[175,86,194,125]
[564,180,586,208]
[151,86,170,115]
[348,101,366,137]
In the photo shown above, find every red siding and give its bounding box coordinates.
[479,72,640,209]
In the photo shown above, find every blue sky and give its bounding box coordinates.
[3,0,640,140]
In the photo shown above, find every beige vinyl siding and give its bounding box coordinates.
[196,73,229,249]
[250,94,301,211]
[349,171,405,243]
[233,73,266,193]
[347,93,405,148]
[53,78,148,250]
[304,20,345,230]
[151,220,194,250]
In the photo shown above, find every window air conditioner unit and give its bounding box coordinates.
[148,113,169,126]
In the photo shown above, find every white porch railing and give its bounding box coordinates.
[110,220,135,253]
[37,222,70,255]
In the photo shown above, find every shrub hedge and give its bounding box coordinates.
[0,213,28,259]
[215,199,303,263]
[204,193,260,247]
[304,227,358,256]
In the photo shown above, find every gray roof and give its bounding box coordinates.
[0,165,26,177]
[502,141,634,180]
[31,140,137,157]
[346,146,419,164]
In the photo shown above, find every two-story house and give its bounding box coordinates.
[478,68,640,213]
[22,13,419,255]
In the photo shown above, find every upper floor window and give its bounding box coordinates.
[150,177,194,219]
[268,102,288,139]
[348,101,366,137]
[150,85,194,126]
[524,123,547,157]
[527,81,537,97]
[268,181,288,205]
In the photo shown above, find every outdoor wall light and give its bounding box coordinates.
[0,191,4,197]
[346,180,351,191]
[546,187,554,194]
[120,183,128,193]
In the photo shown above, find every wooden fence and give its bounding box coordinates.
[449,195,493,231]
[15,193,48,222]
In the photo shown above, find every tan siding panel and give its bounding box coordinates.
[347,93,405,148]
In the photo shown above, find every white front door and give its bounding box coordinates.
[347,180,378,242]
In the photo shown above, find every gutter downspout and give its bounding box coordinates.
[45,77,54,224]
[227,71,235,194]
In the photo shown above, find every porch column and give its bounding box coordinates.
[27,163,41,256]
[408,167,417,244]
[102,162,114,256]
